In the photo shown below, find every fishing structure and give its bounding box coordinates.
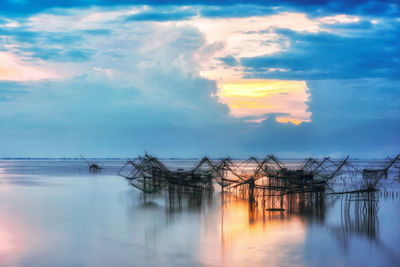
[361,154,400,190]
[81,155,102,173]
[118,153,400,211]
[118,154,221,193]
[117,154,399,252]
[117,153,371,197]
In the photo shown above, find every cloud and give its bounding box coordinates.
[199,4,277,18]
[0,20,241,157]
[0,81,27,101]
[3,76,398,157]
[0,1,398,18]
[244,78,400,157]
[218,79,310,123]
[217,55,238,67]
[0,68,240,157]
[27,47,95,62]
[124,8,197,22]
[241,23,400,80]
[0,51,60,81]
[0,3,399,158]
[317,14,360,24]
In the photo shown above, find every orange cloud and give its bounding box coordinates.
[218,79,311,124]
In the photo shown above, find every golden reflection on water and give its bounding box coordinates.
[0,160,395,266]
[198,194,307,266]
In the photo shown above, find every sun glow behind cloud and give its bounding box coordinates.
[184,13,331,124]
[0,8,361,125]
[219,79,310,124]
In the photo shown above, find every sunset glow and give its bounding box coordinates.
[0,0,399,266]
[0,1,398,157]
[218,79,310,123]
[199,197,306,266]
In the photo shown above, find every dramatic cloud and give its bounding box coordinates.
[0,1,399,157]
[245,78,400,157]
[0,1,398,18]
[241,23,400,80]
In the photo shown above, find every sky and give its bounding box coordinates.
[0,0,399,158]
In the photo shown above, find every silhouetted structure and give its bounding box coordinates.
[362,154,400,190]
[118,153,400,213]
[81,155,102,173]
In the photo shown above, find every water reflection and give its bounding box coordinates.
[1,160,400,266]
[165,190,214,216]
[134,187,397,266]
[331,193,379,248]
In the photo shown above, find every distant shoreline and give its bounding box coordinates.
[0,157,386,161]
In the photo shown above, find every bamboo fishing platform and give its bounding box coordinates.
[117,154,400,198]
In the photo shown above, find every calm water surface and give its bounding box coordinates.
[0,160,399,266]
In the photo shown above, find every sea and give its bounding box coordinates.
[0,159,399,267]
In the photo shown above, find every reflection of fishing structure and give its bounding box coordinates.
[283,192,327,223]
[244,192,329,224]
[81,155,102,172]
[330,192,379,248]
[166,189,214,217]
[119,154,400,264]
[118,153,400,211]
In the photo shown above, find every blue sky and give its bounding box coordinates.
[0,0,399,158]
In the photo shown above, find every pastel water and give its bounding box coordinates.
[0,160,399,266]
